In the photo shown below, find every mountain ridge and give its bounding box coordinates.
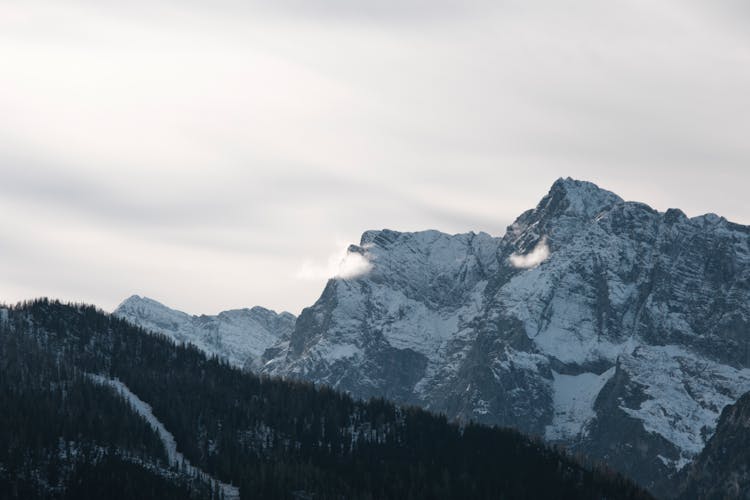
[114,295,295,370]
[117,177,750,496]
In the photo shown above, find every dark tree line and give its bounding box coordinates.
[0,306,215,499]
[0,299,653,499]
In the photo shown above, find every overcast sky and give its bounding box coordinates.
[1,0,749,315]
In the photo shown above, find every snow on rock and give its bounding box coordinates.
[258,177,750,494]
[88,374,240,500]
[114,295,295,370]
[264,231,501,401]
[619,345,750,466]
[546,367,616,441]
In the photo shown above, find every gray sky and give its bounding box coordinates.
[1,0,749,315]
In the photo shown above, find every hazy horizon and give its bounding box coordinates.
[2,1,749,315]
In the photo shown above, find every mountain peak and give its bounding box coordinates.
[115,295,191,326]
[118,294,166,310]
[545,177,623,217]
[506,178,623,244]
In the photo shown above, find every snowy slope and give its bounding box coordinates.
[261,178,750,495]
[114,296,295,370]
[546,367,615,441]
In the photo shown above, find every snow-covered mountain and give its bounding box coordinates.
[260,178,750,495]
[114,295,295,370]
[114,178,750,495]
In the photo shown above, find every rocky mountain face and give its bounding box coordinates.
[678,391,750,499]
[114,295,295,370]
[259,178,750,496]
[114,178,750,496]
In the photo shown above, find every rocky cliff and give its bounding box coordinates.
[679,391,750,499]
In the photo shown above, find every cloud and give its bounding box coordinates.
[296,245,373,281]
[509,238,550,269]
[337,251,374,279]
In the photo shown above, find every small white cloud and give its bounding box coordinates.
[509,237,550,269]
[337,251,373,279]
[296,245,373,281]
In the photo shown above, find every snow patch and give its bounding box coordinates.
[546,367,616,441]
[619,345,750,461]
[494,348,546,374]
[323,342,360,361]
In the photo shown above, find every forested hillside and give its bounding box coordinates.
[0,299,651,499]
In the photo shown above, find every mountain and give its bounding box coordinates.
[678,390,750,499]
[258,178,750,496]
[114,295,295,370]
[0,299,651,499]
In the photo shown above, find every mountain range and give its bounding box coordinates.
[115,178,750,497]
